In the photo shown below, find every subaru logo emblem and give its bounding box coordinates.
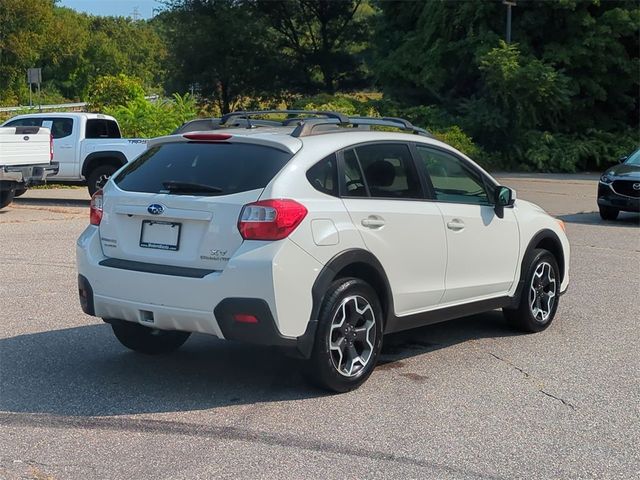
[633,183,640,191]
[23,136,29,141]
[147,204,164,215]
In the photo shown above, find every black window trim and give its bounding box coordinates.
[336,140,427,201]
[413,143,498,206]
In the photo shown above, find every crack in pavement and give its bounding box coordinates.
[488,353,530,378]
[488,353,577,411]
[0,412,507,480]
[539,390,577,410]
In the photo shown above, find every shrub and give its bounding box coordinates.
[104,93,197,138]
[519,129,639,172]
[291,93,379,116]
[86,74,146,112]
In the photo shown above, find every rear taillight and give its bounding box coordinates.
[238,199,307,240]
[50,134,53,161]
[90,189,103,226]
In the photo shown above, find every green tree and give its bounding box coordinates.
[255,0,373,93]
[78,16,167,94]
[160,0,281,113]
[374,0,640,170]
[0,0,54,104]
[39,7,91,100]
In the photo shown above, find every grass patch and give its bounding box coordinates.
[31,183,84,190]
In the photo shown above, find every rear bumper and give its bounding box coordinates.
[0,162,59,184]
[76,225,322,356]
[598,183,640,212]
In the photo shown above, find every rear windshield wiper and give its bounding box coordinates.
[161,181,223,195]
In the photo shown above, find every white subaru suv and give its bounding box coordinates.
[76,110,570,392]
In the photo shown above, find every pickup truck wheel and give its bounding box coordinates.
[110,320,191,355]
[503,249,560,333]
[307,278,384,392]
[87,165,118,196]
[0,183,16,209]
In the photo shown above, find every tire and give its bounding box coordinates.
[599,206,619,221]
[87,164,118,196]
[14,188,27,197]
[0,183,16,209]
[503,249,561,333]
[110,321,191,355]
[307,278,384,392]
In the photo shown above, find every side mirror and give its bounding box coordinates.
[619,155,628,164]
[494,186,514,218]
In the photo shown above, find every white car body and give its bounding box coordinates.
[76,114,570,389]
[1,113,147,190]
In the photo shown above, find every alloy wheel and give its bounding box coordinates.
[529,262,557,323]
[96,173,110,190]
[329,295,376,377]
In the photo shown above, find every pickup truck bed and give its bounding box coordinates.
[0,125,58,209]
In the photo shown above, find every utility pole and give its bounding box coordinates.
[131,6,141,21]
[503,1,517,43]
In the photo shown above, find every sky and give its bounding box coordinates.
[58,0,164,20]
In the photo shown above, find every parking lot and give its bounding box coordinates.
[0,175,638,479]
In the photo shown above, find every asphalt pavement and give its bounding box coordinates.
[0,175,638,479]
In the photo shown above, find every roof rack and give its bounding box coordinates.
[182,110,432,138]
[220,110,349,125]
[290,116,432,138]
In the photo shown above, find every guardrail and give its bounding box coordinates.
[0,96,160,113]
[0,102,87,113]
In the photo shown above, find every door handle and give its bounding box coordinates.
[446,219,465,231]
[361,216,385,228]
[59,145,72,149]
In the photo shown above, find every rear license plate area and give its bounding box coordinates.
[140,220,181,251]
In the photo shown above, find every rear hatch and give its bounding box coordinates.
[99,139,294,271]
[0,126,51,167]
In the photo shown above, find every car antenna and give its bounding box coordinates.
[244,112,252,129]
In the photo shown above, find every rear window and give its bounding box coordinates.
[114,142,292,195]
[86,119,121,138]
[5,117,73,139]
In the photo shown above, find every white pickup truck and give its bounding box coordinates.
[0,125,57,209]
[1,113,148,195]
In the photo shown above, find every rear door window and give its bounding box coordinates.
[114,142,292,195]
[342,143,423,199]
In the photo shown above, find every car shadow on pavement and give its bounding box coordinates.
[0,313,517,417]
[379,311,517,367]
[559,211,639,228]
